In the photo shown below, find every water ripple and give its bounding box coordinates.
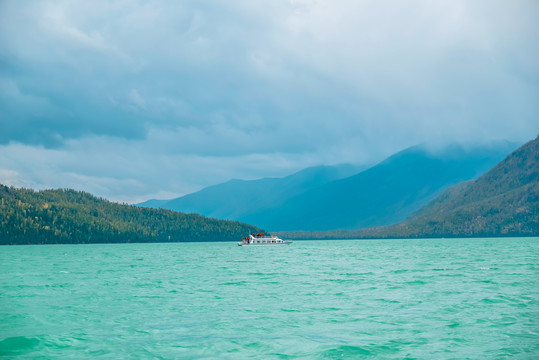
[1,238,538,359]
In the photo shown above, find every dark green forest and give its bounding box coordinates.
[0,185,263,245]
[394,135,539,237]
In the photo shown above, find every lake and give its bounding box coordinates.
[1,238,538,359]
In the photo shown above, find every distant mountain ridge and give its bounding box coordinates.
[255,142,520,230]
[2,139,534,244]
[278,136,538,239]
[138,164,362,219]
[141,141,520,231]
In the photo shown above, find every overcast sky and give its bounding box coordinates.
[1,0,538,203]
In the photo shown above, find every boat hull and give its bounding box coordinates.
[238,241,292,246]
[238,235,292,246]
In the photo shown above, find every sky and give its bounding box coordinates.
[1,0,538,203]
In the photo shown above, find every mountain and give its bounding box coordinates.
[391,136,539,237]
[0,186,263,245]
[251,141,520,231]
[277,136,538,239]
[137,198,168,208]
[139,142,519,232]
[138,163,362,220]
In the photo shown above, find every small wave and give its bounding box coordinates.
[319,345,371,358]
[391,269,409,274]
[375,298,400,304]
[475,279,497,284]
[221,281,248,286]
[324,278,355,284]
[480,298,504,304]
[0,336,40,356]
[405,280,427,285]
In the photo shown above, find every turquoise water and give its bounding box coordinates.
[1,238,538,359]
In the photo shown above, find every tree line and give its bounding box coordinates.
[0,185,263,245]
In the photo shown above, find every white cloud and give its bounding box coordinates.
[0,169,26,188]
[128,89,146,110]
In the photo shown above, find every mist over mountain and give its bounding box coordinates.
[3,139,535,245]
[278,136,538,239]
[140,142,520,231]
[251,141,520,230]
[138,164,362,219]
[393,136,538,237]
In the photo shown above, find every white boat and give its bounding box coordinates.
[238,233,292,246]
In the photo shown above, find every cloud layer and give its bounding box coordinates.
[1,0,538,201]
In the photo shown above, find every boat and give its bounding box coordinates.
[238,233,292,246]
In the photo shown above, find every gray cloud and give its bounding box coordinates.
[0,0,538,200]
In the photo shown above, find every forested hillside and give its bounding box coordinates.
[393,136,538,237]
[0,186,263,245]
[278,136,538,239]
